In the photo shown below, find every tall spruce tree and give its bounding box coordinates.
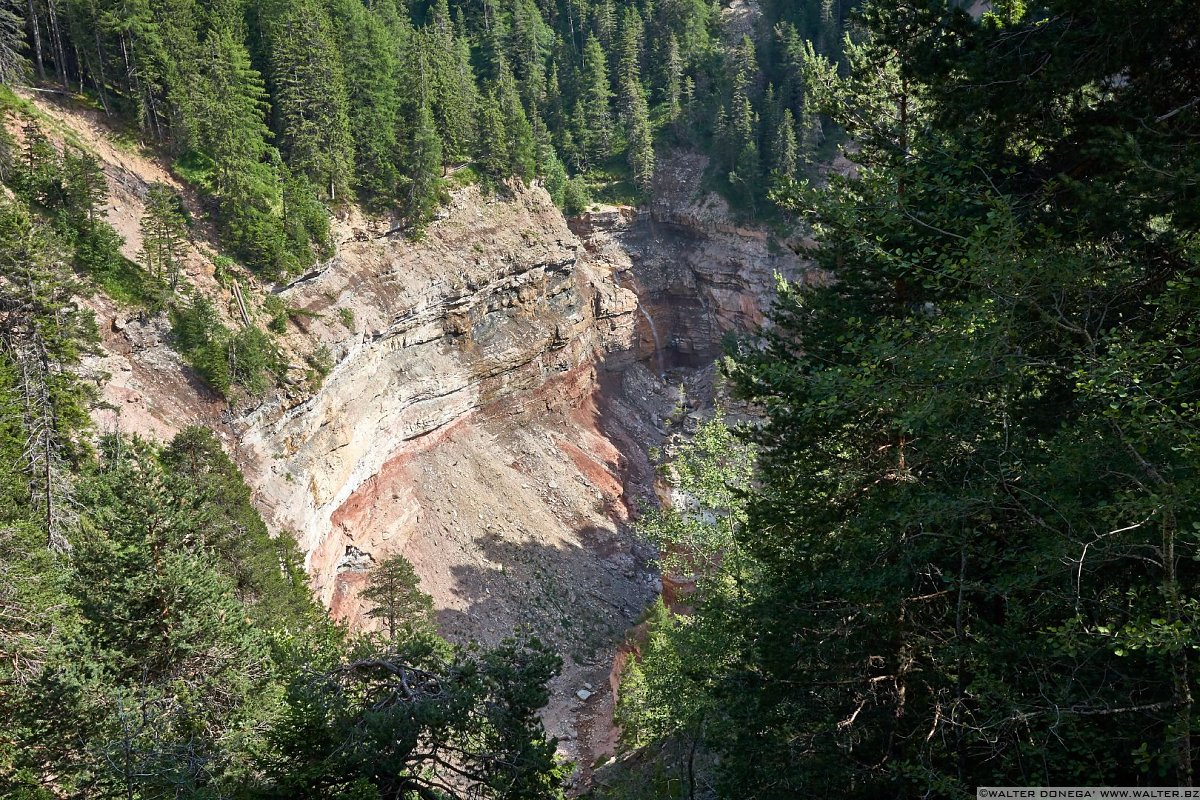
[396,94,443,229]
[264,0,354,201]
[622,2,1200,797]
[625,77,654,194]
[138,182,188,288]
[494,59,537,183]
[426,6,477,165]
[769,108,797,183]
[478,89,509,182]
[330,0,399,207]
[578,33,613,167]
[0,0,26,85]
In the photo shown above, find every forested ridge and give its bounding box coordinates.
[0,0,849,276]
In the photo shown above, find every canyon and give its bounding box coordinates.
[35,92,816,786]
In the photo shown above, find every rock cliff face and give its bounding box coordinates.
[232,187,641,605]
[571,151,819,375]
[63,90,815,773]
[27,85,817,789]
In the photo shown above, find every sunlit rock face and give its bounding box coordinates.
[233,186,641,605]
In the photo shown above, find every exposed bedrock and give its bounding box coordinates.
[84,177,815,779]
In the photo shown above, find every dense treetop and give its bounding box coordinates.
[610,0,1200,797]
[0,0,851,275]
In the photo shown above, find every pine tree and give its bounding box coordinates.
[775,22,808,115]
[361,552,433,639]
[0,203,97,550]
[496,61,537,183]
[545,59,564,134]
[616,6,643,100]
[817,0,837,58]
[478,90,508,181]
[729,140,761,209]
[195,23,290,274]
[731,35,758,95]
[61,146,108,231]
[281,166,331,264]
[396,95,443,230]
[675,74,697,141]
[591,0,616,48]
[0,0,27,86]
[330,0,399,207]
[428,14,478,165]
[265,0,354,201]
[139,182,188,288]
[509,0,549,111]
[663,34,683,121]
[17,121,61,208]
[625,77,654,194]
[798,101,822,165]
[537,134,569,207]
[194,22,271,190]
[769,108,798,183]
[578,34,613,166]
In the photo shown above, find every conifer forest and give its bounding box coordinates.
[0,0,1198,797]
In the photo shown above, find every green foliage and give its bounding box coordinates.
[614,418,757,796]
[330,0,400,208]
[171,295,285,399]
[0,396,567,797]
[160,426,314,628]
[0,428,318,796]
[0,115,158,309]
[642,416,755,581]
[0,0,25,87]
[0,150,569,794]
[396,94,445,230]
[171,149,215,191]
[282,167,333,264]
[78,223,161,308]
[623,79,655,196]
[624,1,1200,796]
[5,0,854,235]
[361,552,435,640]
[562,176,591,217]
[262,0,354,202]
[263,293,289,333]
[139,182,189,289]
[576,35,614,169]
[261,633,568,799]
[304,344,334,391]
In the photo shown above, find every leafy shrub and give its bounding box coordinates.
[304,345,334,391]
[263,293,288,333]
[562,176,590,216]
[171,295,283,399]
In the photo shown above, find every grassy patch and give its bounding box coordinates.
[173,149,216,192]
[445,163,480,190]
[581,157,644,208]
[0,85,38,117]
[0,87,105,154]
[86,253,161,308]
